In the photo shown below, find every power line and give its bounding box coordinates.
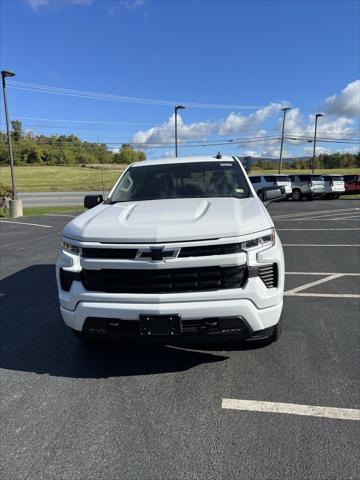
[7,81,266,110]
[8,116,157,126]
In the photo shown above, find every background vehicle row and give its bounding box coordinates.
[248,173,357,200]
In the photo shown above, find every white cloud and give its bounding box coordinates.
[125,0,144,10]
[218,102,282,136]
[323,80,360,118]
[132,114,215,145]
[161,150,175,159]
[131,82,359,157]
[26,0,49,9]
[25,0,93,11]
[302,145,331,155]
[242,150,260,157]
[107,0,145,15]
[132,103,284,145]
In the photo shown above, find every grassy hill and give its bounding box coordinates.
[0,165,359,192]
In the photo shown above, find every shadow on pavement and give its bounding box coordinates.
[0,265,229,379]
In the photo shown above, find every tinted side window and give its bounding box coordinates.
[289,176,295,181]
[250,177,261,183]
[323,177,331,182]
[344,175,356,182]
[264,176,275,183]
[299,175,310,182]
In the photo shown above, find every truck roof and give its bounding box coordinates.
[131,155,236,168]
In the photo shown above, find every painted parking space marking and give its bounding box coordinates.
[287,214,360,221]
[282,244,360,247]
[0,220,52,228]
[284,292,360,298]
[278,218,360,222]
[278,228,360,231]
[285,274,343,294]
[284,272,360,298]
[221,399,360,421]
[273,207,360,219]
[276,215,360,222]
[286,272,360,276]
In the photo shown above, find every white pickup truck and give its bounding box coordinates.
[56,155,285,345]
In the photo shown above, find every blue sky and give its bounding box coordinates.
[1,0,359,158]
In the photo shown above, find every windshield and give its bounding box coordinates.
[109,161,251,203]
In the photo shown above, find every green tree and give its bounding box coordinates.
[113,144,146,164]
[11,120,23,142]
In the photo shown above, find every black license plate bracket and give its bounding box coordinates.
[140,314,182,336]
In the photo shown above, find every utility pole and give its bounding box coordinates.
[278,107,291,174]
[174,105,185,157]
[1,70,23,217]
[312,113,323,174]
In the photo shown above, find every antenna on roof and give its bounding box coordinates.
[215,152,222,159]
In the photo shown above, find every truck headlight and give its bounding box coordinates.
[241,228,275,251]
[62,241,82,255]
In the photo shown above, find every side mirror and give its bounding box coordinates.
[261,186,286,206]
[84,194,103,209]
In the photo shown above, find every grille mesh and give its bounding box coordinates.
[258,263,278,288]
[81,265,248,294]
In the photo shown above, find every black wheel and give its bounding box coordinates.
[307,195,314,201]
[334,194,340,199]
[71,328,103,345]
[271,317,282,343]
[292,189,302,201]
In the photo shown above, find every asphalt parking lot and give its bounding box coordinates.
[1,199,359,480]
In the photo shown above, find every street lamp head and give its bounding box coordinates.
[1,70,15,79]
[316,113,323,118]
[175,105,186,110]
[281,106,291,112]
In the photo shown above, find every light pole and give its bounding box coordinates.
[312,113,323,174]
[278,107,291,174]
[174,105,185,157]
[1,70,23,217]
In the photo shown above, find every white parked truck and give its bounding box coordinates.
[56,156,285,344]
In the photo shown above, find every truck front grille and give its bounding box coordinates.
[81,243,244,260]
[81,265,248,294]
[178,243,242,257]
[82,248,137,259]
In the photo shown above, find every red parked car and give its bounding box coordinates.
[343,174,360,194]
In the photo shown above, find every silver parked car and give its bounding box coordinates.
[289,174,325,201]
[322,175,345,199]
[249,174,292,198]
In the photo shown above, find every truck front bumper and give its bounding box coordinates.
[60,297,283,338]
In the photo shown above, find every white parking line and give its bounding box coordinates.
[285,292,360,298]
[285,274,343,294]
[280,218,360,222]
[286,272,360,276]
[0,220,52,228]
[288,214,360,221]
[221,399,360,421]
[273,207,360,219]
[283,244,360,247]
[278,228,360,231]
[277,214,360,222]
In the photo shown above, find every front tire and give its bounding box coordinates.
[71,328,103,345]
[292,189,302,201]
[271,316,282,343]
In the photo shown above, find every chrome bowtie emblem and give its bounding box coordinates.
[136,247,179,261]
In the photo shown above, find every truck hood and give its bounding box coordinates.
[63,197,272,243]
